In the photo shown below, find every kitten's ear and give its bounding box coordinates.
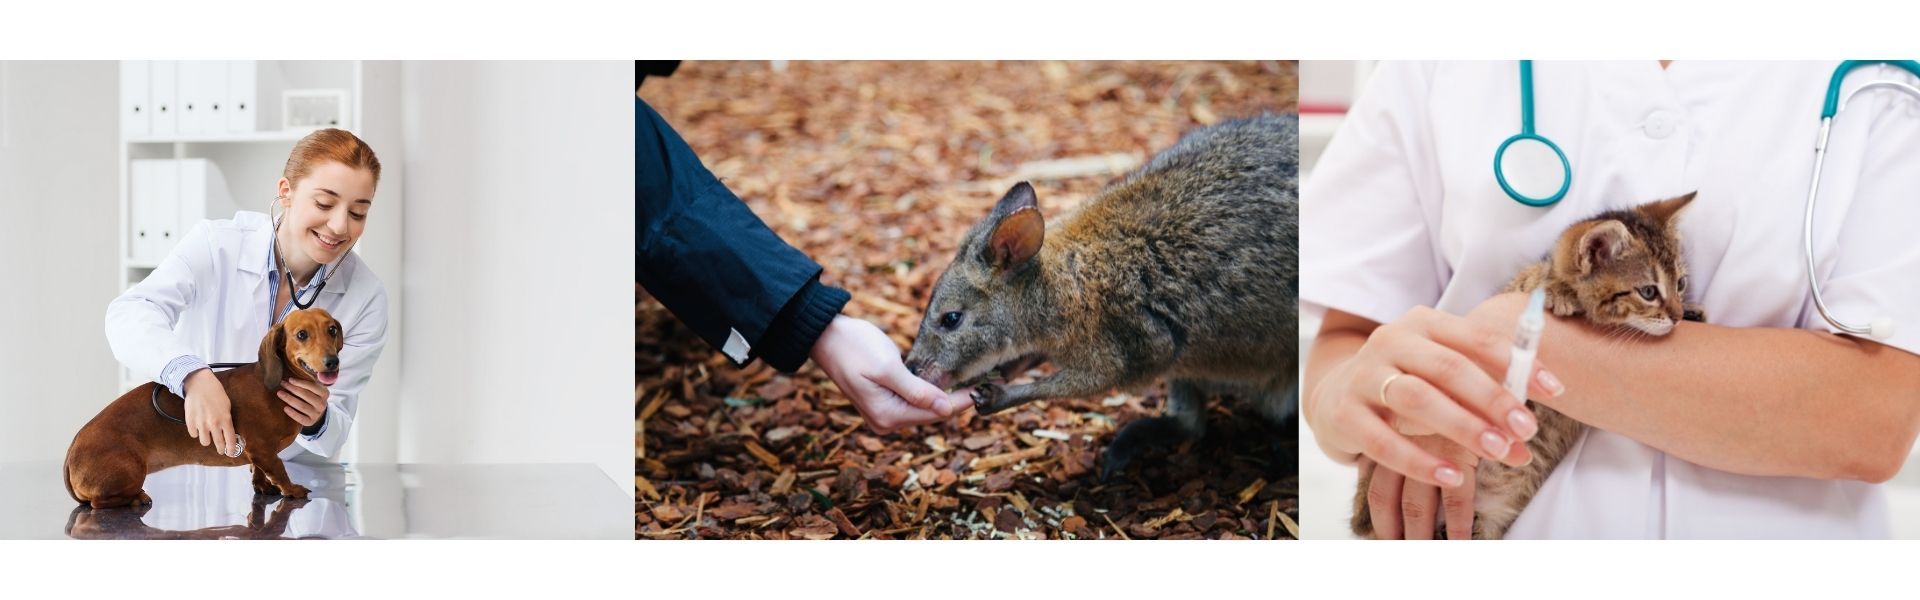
[1641,191,1697,225]
[983,182,1044,270]
[1574,220,1631,274]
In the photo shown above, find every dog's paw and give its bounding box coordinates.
[278,485,310,499]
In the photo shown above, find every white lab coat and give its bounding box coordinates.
[105,210,389,460]
[1304,61,1920,538]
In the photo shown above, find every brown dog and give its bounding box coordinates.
[65,308,345,508]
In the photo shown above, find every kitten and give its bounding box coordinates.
[1350,191,1702,539]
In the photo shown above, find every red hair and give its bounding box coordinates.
[283,128,382,186]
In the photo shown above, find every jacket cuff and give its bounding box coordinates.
[161,355,208,398]
[302,410,328,438]
[754,278,850,372]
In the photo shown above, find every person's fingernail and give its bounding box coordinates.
[1434,465,1464,487]
[1536,369,1565,397]
[1480,431,1509,459]
[1508,408,1538,439]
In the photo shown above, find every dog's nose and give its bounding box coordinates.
[324,356,339,371]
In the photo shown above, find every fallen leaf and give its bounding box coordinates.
[1235,478,1268,506]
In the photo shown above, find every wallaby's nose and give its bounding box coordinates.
[906,359,924,376]
[324,355,339,371]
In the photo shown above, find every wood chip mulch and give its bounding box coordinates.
[639,61,1299,540]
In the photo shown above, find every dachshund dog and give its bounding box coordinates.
[65,308,345,508]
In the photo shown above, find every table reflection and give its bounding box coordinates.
[64,461,358,540]
[0,461,626,540]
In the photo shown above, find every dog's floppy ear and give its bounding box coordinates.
[258,321,285,393]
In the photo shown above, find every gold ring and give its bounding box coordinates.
[1378,373,1405,408]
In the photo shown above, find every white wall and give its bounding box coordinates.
[0,62,124,462]
[395,61,632,489]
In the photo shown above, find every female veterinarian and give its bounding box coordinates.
[105,128,389,462]
[1302,61,1920,538]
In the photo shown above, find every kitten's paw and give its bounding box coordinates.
[1683,303,1707,323]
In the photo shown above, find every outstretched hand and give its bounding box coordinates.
[810,316,973,432]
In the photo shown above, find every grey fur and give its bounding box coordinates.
[906,114,1300,475]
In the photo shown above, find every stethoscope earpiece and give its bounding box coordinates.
[1870,318,1896,341]
[1805,60,1920,343]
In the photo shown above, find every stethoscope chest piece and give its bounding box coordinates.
[1494,132,1571,207]
[1495,60,1572,207]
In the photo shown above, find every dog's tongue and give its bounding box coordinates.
[316,371,339,386]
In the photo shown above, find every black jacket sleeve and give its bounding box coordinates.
[637,96,849,372]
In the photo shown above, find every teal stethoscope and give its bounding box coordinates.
[1495,60,1920,340]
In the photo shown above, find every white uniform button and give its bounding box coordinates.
[1643,110,1678,139]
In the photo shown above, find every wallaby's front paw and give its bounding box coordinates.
[971,383,1009,415]
[278,484,310,499]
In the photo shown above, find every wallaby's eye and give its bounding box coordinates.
[938,311,963,330]
[296,330,309,341]
[1676,275,1689,293]
[1637,286,1660,301]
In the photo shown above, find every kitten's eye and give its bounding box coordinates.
[938,311,964,330]
[1676,275,1689,293]
[1638,286,1660,301]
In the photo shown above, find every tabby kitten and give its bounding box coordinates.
[1351,191,1703,539]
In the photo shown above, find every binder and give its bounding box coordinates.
[149,61,178,137]
[175,159,227,247]
[129,159,178,264]
[227,61,258,134]
[128,159,231,265]
[120,61,150,136]
[176,61,226,136]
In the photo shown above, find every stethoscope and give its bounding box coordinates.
[267,195,347,313]
[1494,60,1920,341]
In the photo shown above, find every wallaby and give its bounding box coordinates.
[905,114,1300,481]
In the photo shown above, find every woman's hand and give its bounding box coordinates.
[1363,436,1482,540]
[182,369,239,456]
[1306,306,1563,488]
[279,377,330,428]
[810,316,974,432]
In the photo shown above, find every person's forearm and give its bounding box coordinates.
[1473,293,1920,482]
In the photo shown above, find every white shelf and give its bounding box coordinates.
[127,130,324,144]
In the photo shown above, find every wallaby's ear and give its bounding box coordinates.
[258,321,285,393]
[1574,220,1631,274]
[985,182,1044,270]
[1641,191,1696,225]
